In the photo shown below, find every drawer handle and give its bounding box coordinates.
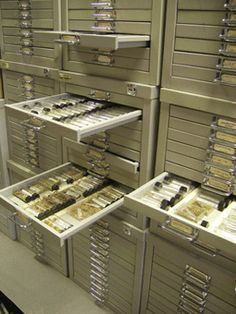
[19,12,32,20]
[178,300,204,314]
[19,21,32,29]
[191,242,219,257]
[92,12,116,20]
[21,118,45,131]
[91,2,114,8]
[20,47,34,56]
[18,3,31,10]
[91,281,108,293]
[160,218,199,242]
[185,265,211,286]
[93,54,114,66]
[90,243,109,256]
[55,35,80,46]
[182,283,208,301]
[214,71,236,86]
[91,22,115,32]
[90,262,109,275]
[180,290,206,307]
[224,0,236,10]
[219,47,236,57]
[91,269,108,282]
[90,256,109,269]
[8,212,32,231]
[90,291,105,304]
[90,274,109,288]
[90,225,110,236]
[89,89,111,101]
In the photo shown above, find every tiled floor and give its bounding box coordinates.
[0,232,113,314]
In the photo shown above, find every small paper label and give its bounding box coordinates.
[211,155,233,168]
[170,219,193,235]
[209,166,231,180]
[218,118,236,130]
[213,143,235,155]
[216,131,236,143]
[207,178,230,192]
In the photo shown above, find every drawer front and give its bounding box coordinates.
[68,0,153,10]
[0,0,60,68]
[154,236,236,307]
[165,105,213,183]
[162,0,236,102]
[141,235,236,313]
[69,215,145,313]
[7,113,63,173]
[3,69,59,103]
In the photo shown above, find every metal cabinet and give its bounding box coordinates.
[141,234,236,314]
[0,60,60,103]
[162,0,236,102]
[37,0,165,85]
[0,0,61,69]
[68,214,146,314]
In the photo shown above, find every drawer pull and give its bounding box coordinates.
[89,89,111,101]
[180,290,206,307]
[19,20,32,29]
[8,212,32,231]
[90,225,110,236]
[18,2,31,10]
[214,71,236,86]
[90,262,109,275]
[224,0,236,10]
[91,281,108,293]
[91,21,115,32]
[219,29,236,42]
[21,118,45,132]
[93,11,116,20]
[191,242,219,257]
[90,243,109,256]
[93,53,114,66]
[91,269,108,282]
[216,58,236,72]
[90,256,109,269]
[20,47,34,56]
[182,283,208,300]
[91,2,114,9]
[160,218,199,242]
[90,274,109,288]
[19,11,32,20]
[178,300,204,314]
[55,35,80,46]
[90,249,109,262]
[185,265,211,286]
[90,291,105,304]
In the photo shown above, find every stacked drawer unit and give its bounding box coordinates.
[125,92,236,313]
[0,77,159,301]
[0,60,60,103]
[0,0,61,69]
[68,215,146,314]
[38,0,165,85]
[162,0,236,102]
[140,235,236,314]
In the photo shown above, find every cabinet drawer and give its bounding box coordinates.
[68,0,153,10]
[0,163,131,243]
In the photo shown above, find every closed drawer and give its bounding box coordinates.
[68,0,153,10]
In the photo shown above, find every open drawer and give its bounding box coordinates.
[124,172,236,261]
[5,93,142,142]
[0,163,131,244]
[34,31,150,50]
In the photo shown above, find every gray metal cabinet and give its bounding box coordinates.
[0,0,61,69]
[38,0,165,85]
[162,0,236,102]
[68,214,146,314]
[140,234,236,314]
[0,60,60,103]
